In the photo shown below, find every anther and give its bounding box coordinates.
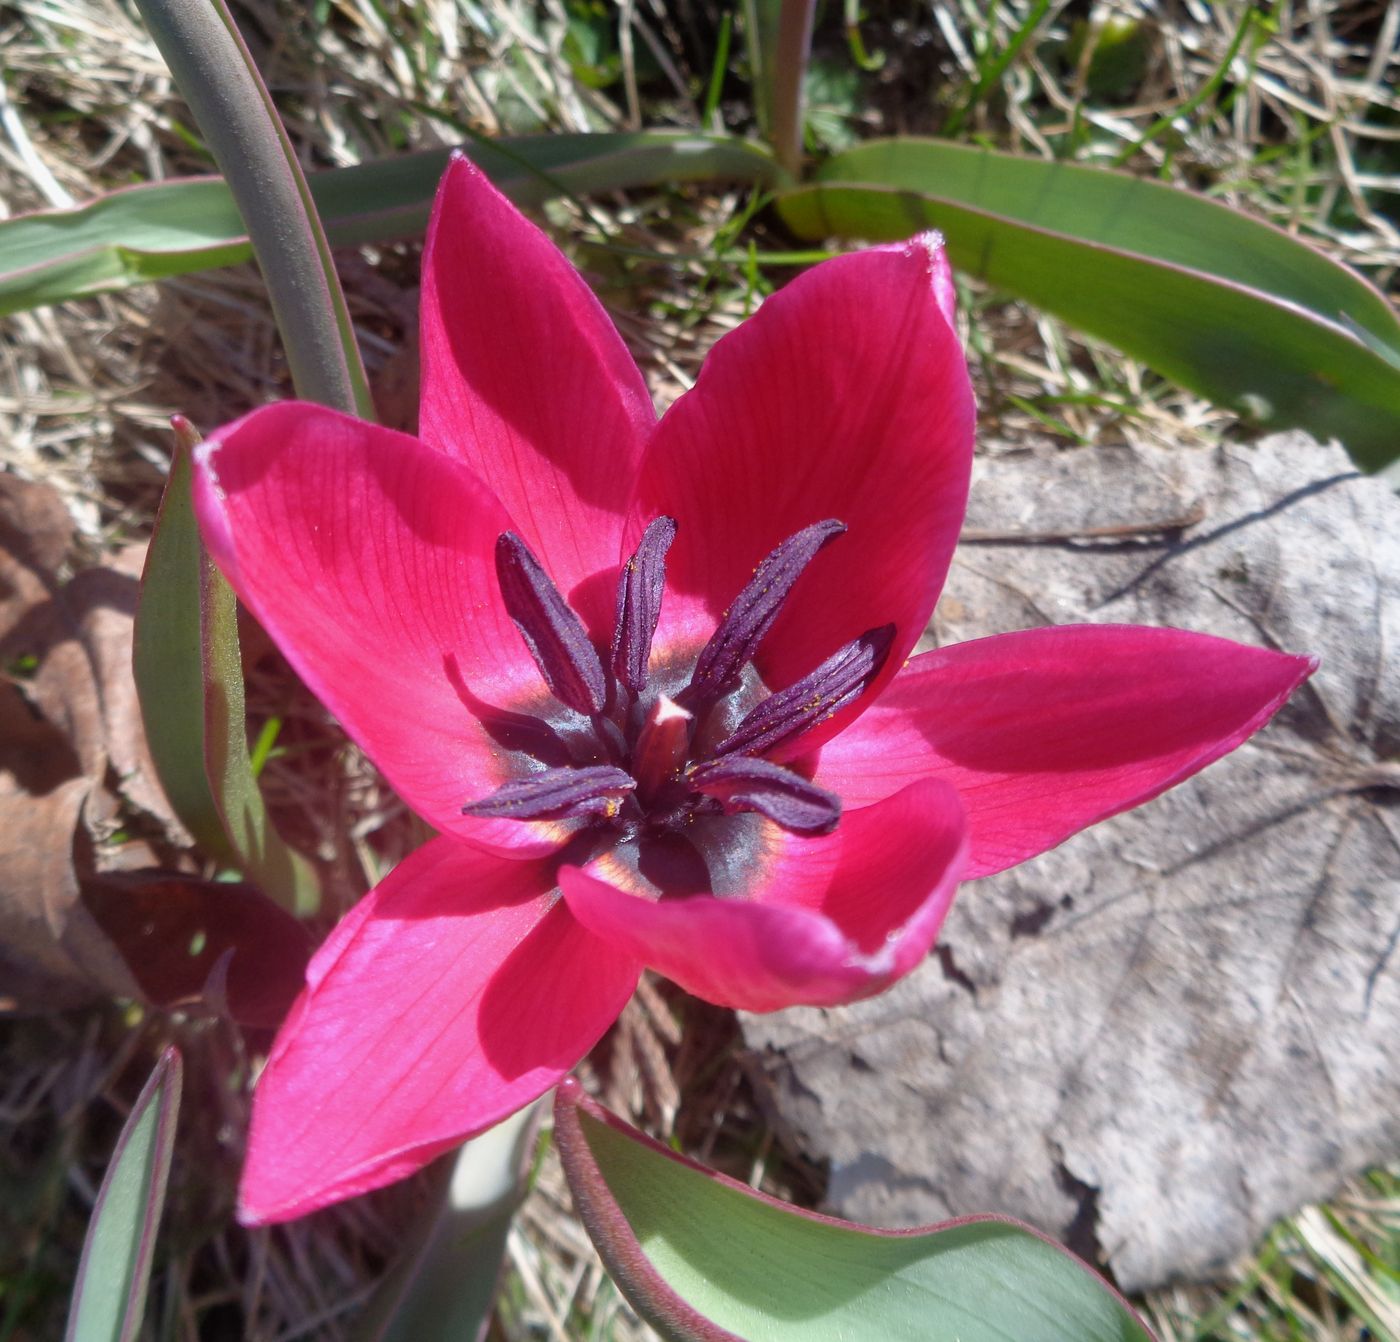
[612,516,677,693]
[713,624,895,760]
[688,756,841,835]
[684,519,846,705]
[462,765,636,821]
[495,532,608,717]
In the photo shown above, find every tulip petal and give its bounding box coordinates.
[193,400,572,856]
[560,779,966,1012]
[635,236,973,747]
[238,836,641,1223]
[809,624,1316,879]
[419,155,656,634]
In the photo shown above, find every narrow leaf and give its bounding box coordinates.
[554,1080,1155,1342]
[0,133,782,318]
[133,0,371,416]
[778,139,1400,470]
[133,421,319,915]
[65,1048,183,1342]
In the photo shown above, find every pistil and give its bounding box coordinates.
[632,695,693,801]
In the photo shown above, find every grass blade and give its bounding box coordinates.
[779,138,1400,469]
[0,132,781,317]
[64,1049,183,1342]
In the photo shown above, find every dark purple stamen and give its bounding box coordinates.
[689,756,841,835]
[685,519,846,704]
[713,624,896,760]
[496,531,607,717]
[612,516,677,693]
[465,520,890,845]
[462,765,636,821]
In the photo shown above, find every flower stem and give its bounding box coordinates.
[134,0,375,419]
[768,0,815,179]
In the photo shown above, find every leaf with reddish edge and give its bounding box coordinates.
[82,871,310,1029]
[778,138,1400,471]
[65,1048,183,1342]
[553,1080,1156,1342]
[134,420,320,914]
[133,422,236,869]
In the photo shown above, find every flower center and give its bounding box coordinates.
[462,518,893,850]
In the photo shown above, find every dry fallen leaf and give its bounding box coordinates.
[1,474,182,1010]
[745,432,1400,1291]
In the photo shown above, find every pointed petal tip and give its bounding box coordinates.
[814,626,1318,881]
[443,147,487,185]
[911,230,957,327]
[912,228,946,258]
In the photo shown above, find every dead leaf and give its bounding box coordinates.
[744,433,1400,1290]
[0,475,179,1010]
[0,471,72,587]
[0,772,138,1011]
[64,546,185,839]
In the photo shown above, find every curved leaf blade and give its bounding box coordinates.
[554,1080,1154,1342]
[65,1048,183,1342]
[0,132,780,317]
[778,139,1400,470]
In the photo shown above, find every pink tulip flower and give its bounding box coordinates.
[191,155,1313,1223]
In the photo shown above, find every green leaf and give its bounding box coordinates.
[65,1048,182,1342]
[0,132,781,318]
[554,1080,1155,1342]
[133,419,319,915]
[353,1104,540,1342]
[777,138,1400,471]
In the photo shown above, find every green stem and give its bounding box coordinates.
[134,0,374,418]
[768,0,815,179]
